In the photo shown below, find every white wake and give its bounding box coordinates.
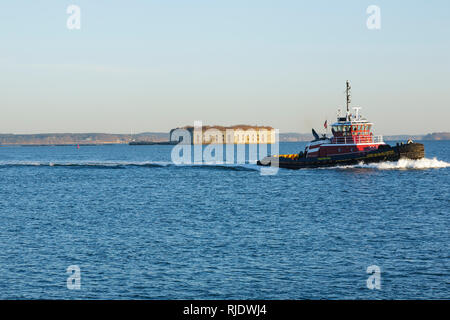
[350,157,450,170]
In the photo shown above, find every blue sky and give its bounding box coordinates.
[0,0,449,134]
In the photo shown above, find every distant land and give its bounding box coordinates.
[0,132,449,146]
[421,132,450,140]
[0,132,169,146]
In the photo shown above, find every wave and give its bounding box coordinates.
[191,163,259,172]
[1,158,447,171]
[0,161,169,169]
[0,161,260,172]
[336,158,450,170]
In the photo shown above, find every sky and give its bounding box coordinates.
[0,0,449,135]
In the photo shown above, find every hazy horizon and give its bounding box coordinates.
[0,129,446,137]
[1,1,449,135]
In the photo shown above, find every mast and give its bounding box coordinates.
[346,80,351,120]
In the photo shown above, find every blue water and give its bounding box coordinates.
[0,141,449,299]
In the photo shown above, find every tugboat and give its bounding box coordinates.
[257,81,425,169]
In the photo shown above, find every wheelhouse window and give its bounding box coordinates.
[333,125,345,133]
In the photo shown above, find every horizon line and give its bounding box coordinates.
[1,131,448,136]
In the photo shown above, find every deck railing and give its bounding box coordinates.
[331,135,383,145]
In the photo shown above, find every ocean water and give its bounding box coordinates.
[0,141,449,299]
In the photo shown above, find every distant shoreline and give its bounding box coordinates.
[1,139,449,147]
[0,132,448,146]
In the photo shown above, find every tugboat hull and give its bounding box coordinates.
[257,143,425,169]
